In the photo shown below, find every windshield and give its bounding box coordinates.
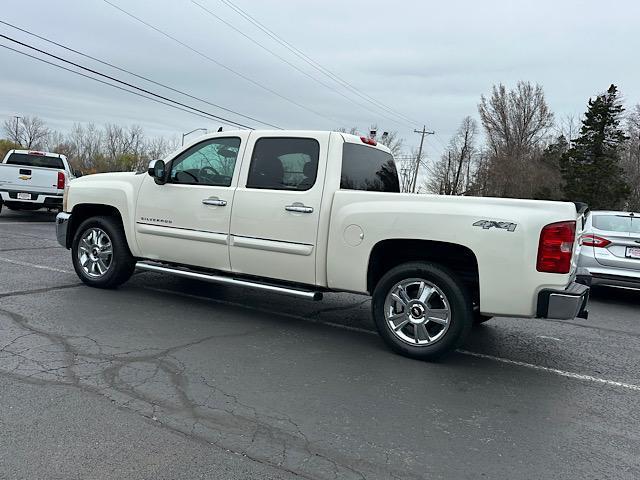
[5,153,64,169]
[592,214,640,234]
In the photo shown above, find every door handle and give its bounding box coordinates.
[285,203,313,214]
[202,197,227,206]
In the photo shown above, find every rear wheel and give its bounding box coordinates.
[71,216,135,288]
[372,262,473,361]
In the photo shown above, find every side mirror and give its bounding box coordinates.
[148,160,167,185]
[73,169,83,178]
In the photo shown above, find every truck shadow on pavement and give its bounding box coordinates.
[589,285,640,307]
[0,209,58,222]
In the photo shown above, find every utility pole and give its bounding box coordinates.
[12,116,21,146]
[410,125,434,193]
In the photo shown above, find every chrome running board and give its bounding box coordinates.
[135,261,323,301]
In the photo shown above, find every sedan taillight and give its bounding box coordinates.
[537,221,576,274]
[581,234,611,248]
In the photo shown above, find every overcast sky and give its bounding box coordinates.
[1,0,639,157]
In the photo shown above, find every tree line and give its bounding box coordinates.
[424,82,639,211]
[2,81,638,211]
[1,116,179,174]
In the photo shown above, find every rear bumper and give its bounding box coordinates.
[0,189,63,206]
[56,212,71,248]
[536,273,591,320]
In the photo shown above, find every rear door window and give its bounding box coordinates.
[340,143,400,192]
[246,137,319,191]
[6,153,64,169]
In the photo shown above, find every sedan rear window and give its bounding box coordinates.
[592,215,640,234]
[5,153,64,169]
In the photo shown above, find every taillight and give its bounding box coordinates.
[57,171,65,190]
[537,221,576,274]
[360,136,377,146]
[581,234,611,248]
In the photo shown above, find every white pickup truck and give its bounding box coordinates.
[55,130,590,360]
[0,149,75,213]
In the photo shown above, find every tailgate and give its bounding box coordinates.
[0,164,62,193]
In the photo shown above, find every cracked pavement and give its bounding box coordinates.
[0,210,639,479]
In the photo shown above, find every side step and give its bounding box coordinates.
[135,262,323,301]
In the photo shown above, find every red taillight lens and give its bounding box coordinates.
[360,136,377,146]
[57,171,65,190]
[581,234,611,248]
[537,221,576,274]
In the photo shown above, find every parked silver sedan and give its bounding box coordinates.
[578,211,640,289]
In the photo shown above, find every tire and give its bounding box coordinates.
[71,216,136,289]
[371,262,473,361]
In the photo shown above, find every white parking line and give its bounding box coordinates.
[142,286,640,393]
[459,350,640,392]
[0,257,72,274]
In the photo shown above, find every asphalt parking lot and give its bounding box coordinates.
[0,209,639,480]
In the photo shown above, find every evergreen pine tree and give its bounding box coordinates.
[560,84,629,209]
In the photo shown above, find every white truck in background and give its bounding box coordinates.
[55,130,591,360]
[0,149,77,214]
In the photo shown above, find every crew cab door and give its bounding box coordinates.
[135,134,248,270]
[229,133,328,285]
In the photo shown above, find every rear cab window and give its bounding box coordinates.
[5,153,64,169]
[340,143,400,192]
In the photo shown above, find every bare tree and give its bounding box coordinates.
[2,116,22,145]
[427,117,478,195]
[477,82,554,198]
[622,104,640,210]
[19,116,50,149]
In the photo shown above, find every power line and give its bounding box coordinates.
[0,33,255,129]
[0,19,281,130]
[217,0,420,127]
[102,0,344,126]
[0,43,236,126]
[191,0,413,129]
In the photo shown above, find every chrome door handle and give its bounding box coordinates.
[202,198,227,206]
[285,203,313,213]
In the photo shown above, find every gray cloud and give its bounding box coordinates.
[1,0,639,158]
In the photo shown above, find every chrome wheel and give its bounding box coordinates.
[77,228,113,278]
[383,278,451,346]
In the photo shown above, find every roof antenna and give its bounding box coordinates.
[217,126,223,132]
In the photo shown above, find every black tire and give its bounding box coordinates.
[371,261,473,361]
[71,216,136,289]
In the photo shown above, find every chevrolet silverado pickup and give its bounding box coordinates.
[0,149,75,213]
[55,130,590,360]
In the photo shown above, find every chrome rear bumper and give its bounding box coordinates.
[536,274,590,320]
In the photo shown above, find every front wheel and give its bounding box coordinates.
[372,262,473,361]
[71,216,136,288]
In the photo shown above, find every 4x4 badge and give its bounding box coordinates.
[473,220,517,232]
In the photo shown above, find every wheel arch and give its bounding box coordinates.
[67,204,126,249]
[367,239,480,308]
